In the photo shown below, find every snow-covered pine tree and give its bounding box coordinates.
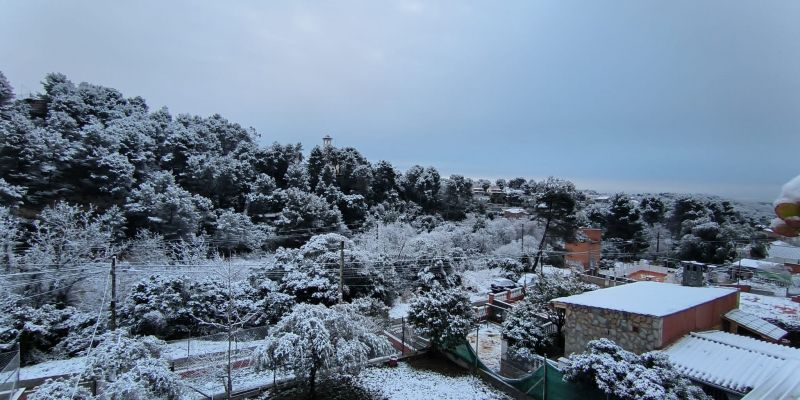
[255,303,390,399]
[407,284,474,349]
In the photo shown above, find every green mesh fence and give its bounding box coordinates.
[446,343,604,400]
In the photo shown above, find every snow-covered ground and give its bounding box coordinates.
[183,366,285,399]
[162,338,267,360]
[466,323,503,372]
[462,267,506,301]
[19,357,85,380]
[389,302,410,319]
[517,266,575,286]
[19,339,266,382]
[357,362,511,400]
[739,292,800,330]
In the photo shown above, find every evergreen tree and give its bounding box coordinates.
[0,70,13,109]
[440,174,474,220]
[371,160,398,202]
[639,196,665,226]
[125,172,213,239]
[530,177,579,272]
[604,194,649,260]
[407,284,474,349]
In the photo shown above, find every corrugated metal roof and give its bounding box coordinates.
[665,331,800,397]
[743,360,800,400]
[724,309,788,341]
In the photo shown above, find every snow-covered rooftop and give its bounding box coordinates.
[768,241,800,263]
[551,281,737,317]
[723,309,787,341]
[502,207,527,214]
[739,292,800,330]
[665,331,800,397]
[732,258,783,270]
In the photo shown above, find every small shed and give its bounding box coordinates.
[552,281,739,354]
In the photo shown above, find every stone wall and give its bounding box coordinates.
[563,305,663,355]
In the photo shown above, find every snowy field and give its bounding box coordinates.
[462,267,506,301]
[19,338,267,381]
[162,338,267,360]
[357,362,511,400]
[19,357,85,380]
[184,367,285,399]
[466,323,503,372]
[739,292,800,329]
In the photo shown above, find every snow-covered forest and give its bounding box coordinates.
[0,71,779,399]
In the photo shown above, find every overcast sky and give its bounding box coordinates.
[1,1,798,201]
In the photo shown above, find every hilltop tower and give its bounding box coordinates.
[323,134,332,147]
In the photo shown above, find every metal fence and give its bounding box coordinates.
[0,349,19,400]
[384,317,429,353]
[165,326,270,373]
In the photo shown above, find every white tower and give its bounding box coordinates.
[323,134,332,147]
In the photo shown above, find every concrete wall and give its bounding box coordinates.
[563,305,663,355]
[565,228,602,269]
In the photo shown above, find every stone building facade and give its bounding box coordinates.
[562,304,663,355]
[553,281,739,356]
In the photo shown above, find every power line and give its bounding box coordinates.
[70,272,110,400]
[3,270,106,289]
[0,265,108,277]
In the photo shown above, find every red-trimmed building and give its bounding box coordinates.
[552,281,739,354]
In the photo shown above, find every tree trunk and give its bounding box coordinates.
[531,213,552,273]
[226,268,233,399]
[309,366,317,399]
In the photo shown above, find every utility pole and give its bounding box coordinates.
[656,230,661,254]
[542,354,548,400]
[339,240,345,304]
[110,255,117,330]
[226,265,233,399]
[474,325,479,373]
[401,317,406,356]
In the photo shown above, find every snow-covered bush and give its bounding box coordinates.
[22,201,117,305]
[169,233,210,264]
[407,284,475,349]
[212,208,269,254]
[122,272,285,338]
[125,171,213,240]
[0,304,102,365]
[86,330,184,399]
[502,299,553,358]
[297,233,353,259]
[28,377,94,400]
[488,257,525,280]
[120,275,194,338]
[124,230,169,263]
[245,269,295,326]
[0,205,21,271]
[255,303,391,399]
[563,338,710,400]
[279,261,340,306]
